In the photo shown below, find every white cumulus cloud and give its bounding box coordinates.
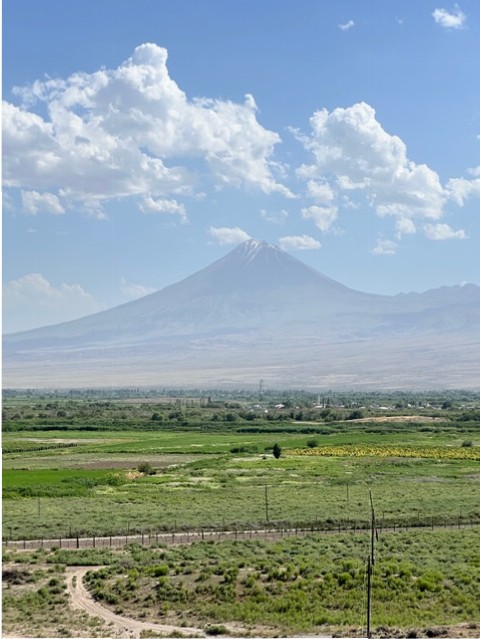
[423,223,467,240]
[278,235,321,250]
[3,43,292,216]
[447,169,480,205]
[21,190,65,215]
[432,6,466,29]
[395,217,417,239]
[3,273,102,333]
[301,205,338,233]
[293,102,479,245]
[208,226,251,245]
[140,196,187,222]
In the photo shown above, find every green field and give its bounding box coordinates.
[3,528,480,637]
[83,528,480,630]
[2,390,480,637]
[3,417,480,539]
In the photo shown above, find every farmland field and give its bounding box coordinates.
[2,389,480,637]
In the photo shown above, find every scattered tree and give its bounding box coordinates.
[272,443,282,459]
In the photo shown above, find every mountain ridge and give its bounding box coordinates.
[4,239,480,389]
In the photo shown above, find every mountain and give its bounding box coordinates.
[4,240,480,390]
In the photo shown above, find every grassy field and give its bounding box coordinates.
[3,528,480,637]
[83,528,480,631]
[2,390,480,637]
[2,556,114,638]
[3,425,480,539]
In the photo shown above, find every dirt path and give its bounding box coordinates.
[66,566,205,639]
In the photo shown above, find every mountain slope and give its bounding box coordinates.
[4,240,387,347]
[4,239,480,389]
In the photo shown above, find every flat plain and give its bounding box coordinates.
[2,389,480,637]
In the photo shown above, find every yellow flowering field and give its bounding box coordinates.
[289,444,480,461]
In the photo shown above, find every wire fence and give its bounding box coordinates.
[3,516,479,551]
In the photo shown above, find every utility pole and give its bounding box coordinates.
[264,484,269,524]
[346,482,350,524]
[366,555,372,639]
[367,490,376,638]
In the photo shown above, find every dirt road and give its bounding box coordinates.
[66,566,205,639]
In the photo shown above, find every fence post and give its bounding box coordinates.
[93,534,95,549]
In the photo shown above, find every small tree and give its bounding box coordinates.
[272,443,282,459]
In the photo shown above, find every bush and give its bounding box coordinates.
[137,462,156,475]
[205,625,229,635]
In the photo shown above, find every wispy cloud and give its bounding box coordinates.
[260,208,288,224]
[21,190,65,215]
[120,278,156,299]
[371,239,398,256]
[432,5,466,29]
[301,205,338,233]
[3,273,102,333]
[208,226,251,245]
[279,235,321,250]
[423,223,467,240]
[447,167,480,205]
[395,218,417,239]
[140,196,187,223]
[338,20,355,31]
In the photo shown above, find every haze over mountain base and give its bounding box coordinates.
[4,241,480,390]
[5,331,480,391]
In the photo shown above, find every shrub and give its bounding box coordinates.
[137,462,156,475]
[205,625,229,635]
[149,564,169,577]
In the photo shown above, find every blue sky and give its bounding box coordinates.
[3,0,480,332]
